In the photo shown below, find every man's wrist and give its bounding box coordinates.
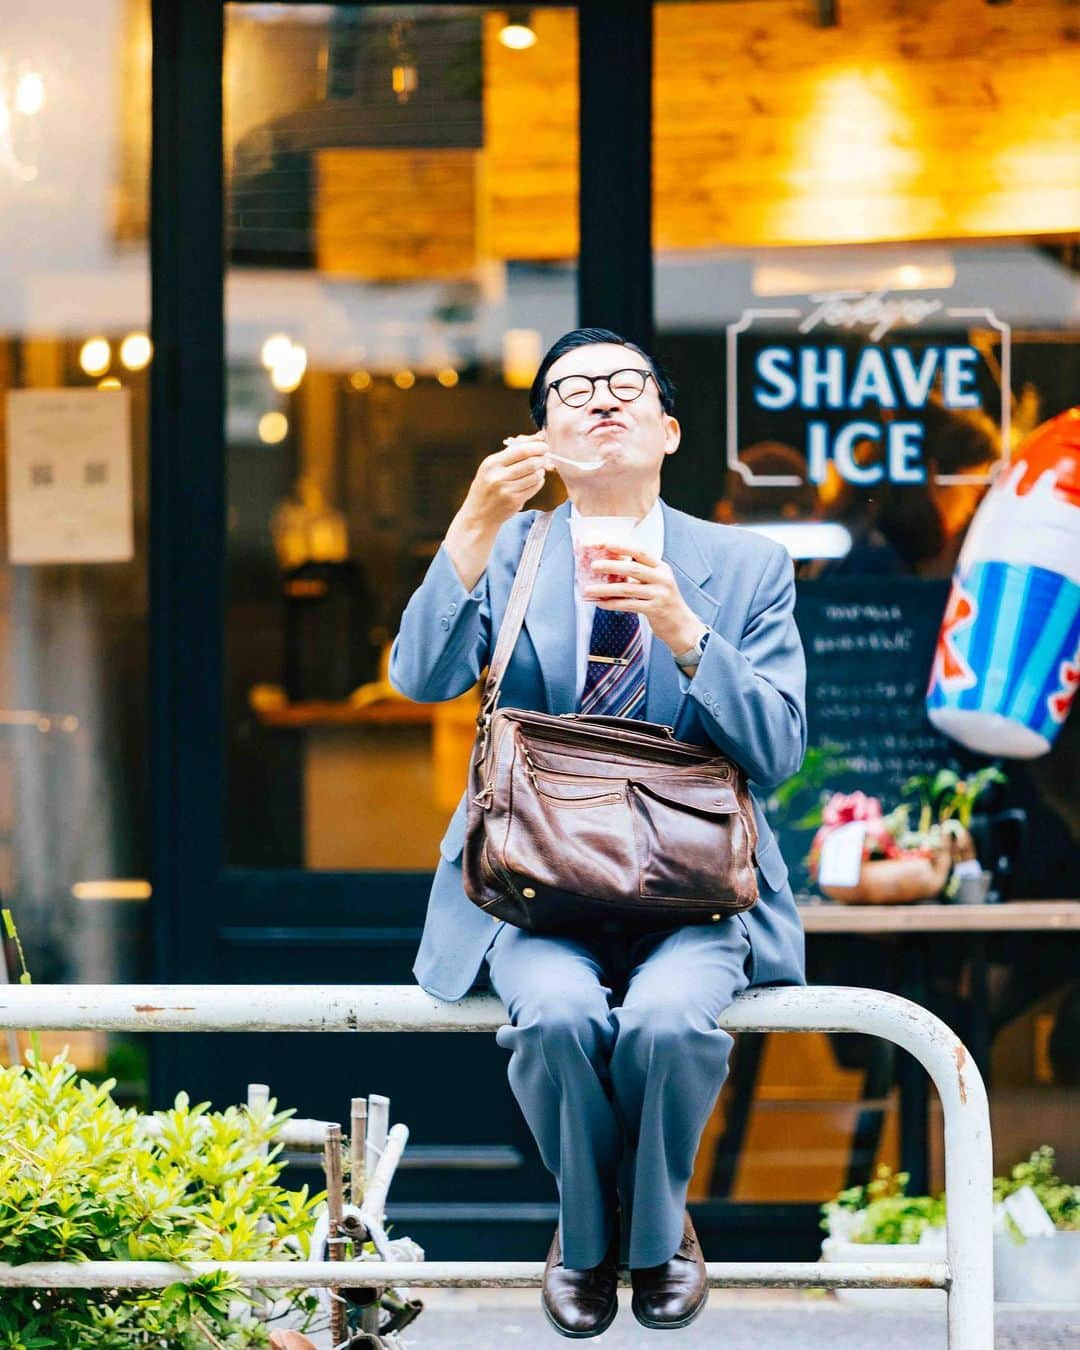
[671,623,710,670]
[665,617,708,658]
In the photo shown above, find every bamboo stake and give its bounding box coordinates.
[350,1097,366,1207]
[323,1123,347,1349]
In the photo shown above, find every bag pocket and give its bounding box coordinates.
[628,776,752,902]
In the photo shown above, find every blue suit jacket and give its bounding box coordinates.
[389,498,808,1001]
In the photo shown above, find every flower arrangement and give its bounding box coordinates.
[806,767,1007,904]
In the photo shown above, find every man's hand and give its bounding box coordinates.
[459,433,552,532]
[583,547,705,655]
[444,433,552,590]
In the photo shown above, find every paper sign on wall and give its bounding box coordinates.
[5,388,134,564]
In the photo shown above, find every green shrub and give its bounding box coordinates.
[993,1146,1080,1233]
[820,1165,946,1245]
[0,1051,325,1348]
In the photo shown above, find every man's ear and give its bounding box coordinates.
[663,414,681,456]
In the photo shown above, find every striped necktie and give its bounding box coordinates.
[579,608,646,719]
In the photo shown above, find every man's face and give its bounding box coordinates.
[541,342,680,481]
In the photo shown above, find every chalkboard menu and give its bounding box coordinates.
[776,578,978,893]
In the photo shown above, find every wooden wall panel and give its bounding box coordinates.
[316,148,480,280]
[483,0,1080,255]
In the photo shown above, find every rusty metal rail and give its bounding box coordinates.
[0,984,993,1348]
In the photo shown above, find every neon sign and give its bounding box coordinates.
[726,290,1010,489]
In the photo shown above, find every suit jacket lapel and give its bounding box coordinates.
[645,500,719,729]
[522,500,576,713]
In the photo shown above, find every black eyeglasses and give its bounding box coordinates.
[546,367,657,409]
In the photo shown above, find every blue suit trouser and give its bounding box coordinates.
[484,916,752,1270]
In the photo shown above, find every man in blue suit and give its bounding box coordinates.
[389,329,806,1336]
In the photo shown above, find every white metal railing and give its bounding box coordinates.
[0,984,993,1348]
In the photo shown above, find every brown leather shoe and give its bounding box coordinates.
[541,1221,619,1338]
[630,1210,707,1329]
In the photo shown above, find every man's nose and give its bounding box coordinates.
[585,380,620,413]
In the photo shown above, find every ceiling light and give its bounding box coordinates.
[258,411,289,444]
[79,337,111,377]
[120,332,152,370]
[260,333,293,370]
[499,8,537,50]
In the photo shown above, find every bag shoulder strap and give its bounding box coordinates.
[481,510,554,715]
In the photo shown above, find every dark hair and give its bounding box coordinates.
[528,327,677,429]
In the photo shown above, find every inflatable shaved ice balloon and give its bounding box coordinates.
[927,407,1080,758]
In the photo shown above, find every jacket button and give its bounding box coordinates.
[703,692,713,706]
[522,886,536,898]
[440,617,450,630]
[448,601,458,615]
[712,913,721,921]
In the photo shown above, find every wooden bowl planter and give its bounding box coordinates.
[820,846,952,905]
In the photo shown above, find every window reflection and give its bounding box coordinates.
[223,5,578,871]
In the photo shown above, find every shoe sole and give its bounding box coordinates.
[630,1289,708,1330]
[541,1293,619,1339]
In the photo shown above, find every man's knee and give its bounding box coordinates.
[518,992,614,1061]
[612,998,734,1064]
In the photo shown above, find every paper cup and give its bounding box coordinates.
[570,515,637,600]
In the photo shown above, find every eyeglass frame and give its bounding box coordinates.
[544,367,658,409]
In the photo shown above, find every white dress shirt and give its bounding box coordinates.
[570,498,665,706]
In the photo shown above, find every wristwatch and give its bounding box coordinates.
[673,627,710,671]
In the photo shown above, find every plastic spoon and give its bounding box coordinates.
[502,437,603,471]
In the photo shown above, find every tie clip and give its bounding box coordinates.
[587,654,630,665]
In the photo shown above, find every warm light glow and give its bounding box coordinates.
[437,368,460,388]
[741,521,853,561]
[503,328,542,389]
[97,377,122,391]
[79,338,111,377]
[499,23,537,50]
[14,69,45,117]
[72,880,152,902]
[392,64,418,98]
[261,333,293,370]
[349,370,373,391]
[393,369,416,389]
[270,343,307,392]
[120,332,152,370]
[751,248,955,297]
[772,70,925,243]
[258,411,289,444]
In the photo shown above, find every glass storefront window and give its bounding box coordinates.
[0,0,151,1092]
[223,5,579,870]
[651,0,1079,1205]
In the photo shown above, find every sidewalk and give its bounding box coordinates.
[296,1290,1080,1348]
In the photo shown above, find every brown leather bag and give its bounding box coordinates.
[462,511,760,934]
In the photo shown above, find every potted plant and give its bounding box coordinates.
[807,792,955,904]
[993,1147,1080,1304]
[819,1165,946,1308]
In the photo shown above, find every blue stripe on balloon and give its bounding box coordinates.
[1029,599,1080,740]
[983,564,1031,709]
[1011,576,1077,724]
[959,563,1000,712]
[1000,567,1043,714]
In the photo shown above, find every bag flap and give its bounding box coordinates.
[630,776,738,815]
